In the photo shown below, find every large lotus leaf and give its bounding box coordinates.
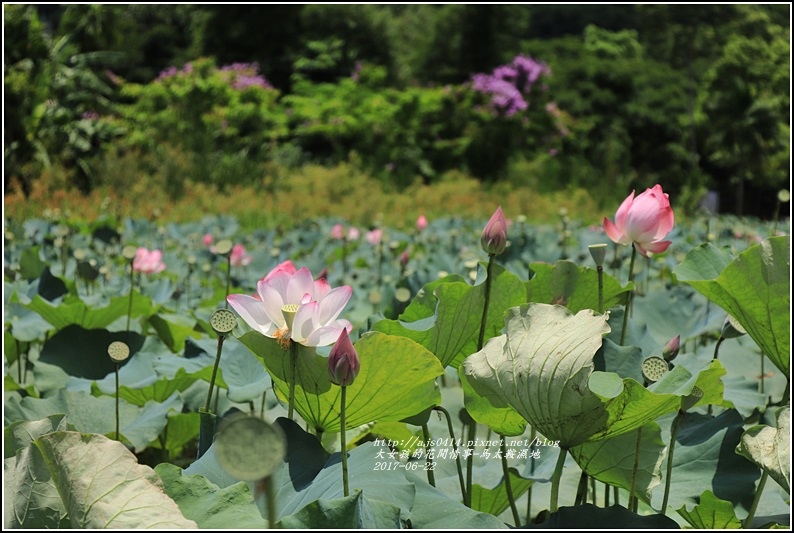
[736,406,790,493]
[405,472,508,529]
[150,412,200,458]
[571,421,665,502]
[19,245,46,280]
[23,289,155,331]
[525,503,679,529]
[673,236,790,376]
[649,410,760,512]
[5,444,70,528]
[5,302,54,341]
[156,463,266,529]
[113,367,198,407]
[470,466,534,519]
[373,263,528,368]
[237,331,443,432]
[459,364,527,437]
[677,490,743,529]
[148,313,203,353]
[594,337,644,382]
[463,304,611,449]
[28,431,196,528]
[38,325,145,380]
[279,492,404,529]
[586,359,727,441]
[4,415,72,459]
[527,260,631,313]
[4,389,181,452]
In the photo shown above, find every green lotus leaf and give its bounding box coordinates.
[156,463,266,529]
[736,406,790,493]
[6,431,196,529]
[23,289,155,331]
[527,260,631,313]
[463,303,611,449]
[677,490,743,529]
[459,364,527,437]
[148,312,203,353]
[673,236,790,376]
[238,331,443,432]
[280,492,404,529]
[373,263,528,368]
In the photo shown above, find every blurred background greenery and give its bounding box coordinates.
[3,4,790,227]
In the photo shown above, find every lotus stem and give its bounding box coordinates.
[421,424,436,487]
[604,482,610,507]
[260,390,267,419]
[575,470,589,505]
[590,477,597,505]
[743,471,768,529]
[464,419,476,508]
[204,335,226,413]
[114,362,120,441]
[501,436,521,526]
[341,385,350,497]
[225,254,232,309]
[661,411,683,515]
[288,342,298,421]
[550,446,567,513]
[126,266,134,332]
[597,265,604,314]
[434,406,466,502]
[628,426,643,512]
[759,353,765,395]
[16,338,22,384]
[263,476,279,529]
[526,426,536,523]
[619,244,638,346]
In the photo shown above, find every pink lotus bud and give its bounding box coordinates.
[400,250,410,269]
[603,184,674,257]
[481,206,507,255]
[330,224,345,240]
[347,227,360,241]
[230,243,252,268]
[132,247,166,274]
[416,215,428,232]
[366,228,383,246]
[203,233,214,247]
[328,329,359,386]
[662,335,680,362]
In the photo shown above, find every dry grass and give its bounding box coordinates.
[3,163,606,229]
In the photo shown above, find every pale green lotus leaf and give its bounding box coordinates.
[736,406,790,493]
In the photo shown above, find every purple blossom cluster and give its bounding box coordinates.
[219,62,273,90]
[471,55,551,116]
[156,62,193,81]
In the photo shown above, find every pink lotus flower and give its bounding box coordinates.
[230,243,252,268]
[603,185,674,257]
[328,328,360,386]
[481,206,507,255]
[416,215,428,232]
[330,224,345,240]
[228,263,352,348]
[132,247,166,274]
[203,233,214,247]
[366,229,383,246]
[347,227,360,241]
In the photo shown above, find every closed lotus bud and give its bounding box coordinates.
[662,335,680,362]
[328,328,359,387]
[721,315,746,339]
[481,206,507,255]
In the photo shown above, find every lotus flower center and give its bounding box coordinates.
[277,304,300,350]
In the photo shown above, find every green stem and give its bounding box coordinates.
[661,411,683,515]
[760,353,765,394]
[204,335,225,413]
[709,337,726,415]
[434,406,466,502]
[743,471,768,529]
[126,266,134,332]
[550,447,567,513]
[225,254,231,309]
[575,470,588,505]
[16,338,22,384]
[596,265,604,314]
[619,245,638,346]
[614,486,619,507]
[263,476,279,529]
[604,482,610,507]
[260,390,267,419]
[341,385,349,497]
[526,426,536,523]
[288,342,298,421]
[464,420,476,508]
[500,436,521,526]
[465,254,496,507]
[115,362,120,441]
[628,426,643,512]
[422,424,436,487]
[590,477,597,505]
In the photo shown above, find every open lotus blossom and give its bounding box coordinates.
[330,223,345,240]
[603,184,674,257]
[230,243,252,268]
[366,228,383,246]
[132,247,166,274]
[228,262,352,348]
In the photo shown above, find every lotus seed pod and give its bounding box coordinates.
[214,239,233,257]
[588,243,608,267]
[210,308,237,335]
[108,341,130,363]
[778,190,790,203]
[395,287,411,303]
[642,356,669,383]
[215,415,286,481]
[121,245,138,261]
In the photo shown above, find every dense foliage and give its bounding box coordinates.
[3,4,790,217]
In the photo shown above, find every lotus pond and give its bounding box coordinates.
[3,209,790,529]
